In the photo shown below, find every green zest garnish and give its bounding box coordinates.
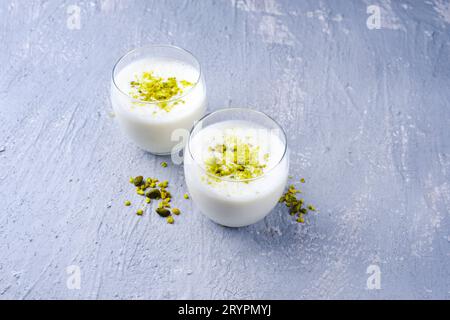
[129,71,193,112]
[204,135,268,181]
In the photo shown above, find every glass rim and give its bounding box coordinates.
[187,107,288,183]
[111,44,202,105]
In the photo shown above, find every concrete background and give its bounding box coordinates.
[0,0,449,299]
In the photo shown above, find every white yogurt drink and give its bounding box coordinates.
[184,109,289,227]
[111,45,206,154]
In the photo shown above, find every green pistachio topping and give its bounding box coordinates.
[129,71,193,112]
[156,207,171,217]
[133,176,143,186]
[180,80,193,87]
[166,216,175,224]
[158,180,169,188]
[279,178,316,223]
[204,135,268,181]
[124,175,187,225]
[146,188,161,199]
[161,189,171,199]
[159,198,171,208]
[161,161,168,168]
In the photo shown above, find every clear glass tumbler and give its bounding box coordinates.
[111,45,206,155]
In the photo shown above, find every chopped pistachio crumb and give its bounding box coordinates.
[156,207,171,217]
[300,178,305,183]
[183,193,189,199]
[146,188,161,199]
[160,198,171,208]
[133,176,143,186]
[125,175,185,224]
[166,216,174,224]
[158,180,169,188]
[161,161,168,168]
[180,80,193,87]
[279,179,316,223]
[129,71,193,112]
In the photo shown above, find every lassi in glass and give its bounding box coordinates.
[111,45,206,154]
[184,108,289,227]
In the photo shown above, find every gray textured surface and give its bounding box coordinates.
[0,0,449,299]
